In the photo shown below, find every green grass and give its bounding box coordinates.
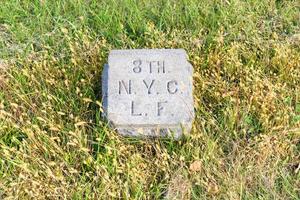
[0,0,300,199]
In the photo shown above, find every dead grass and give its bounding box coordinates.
[166,168,191,200]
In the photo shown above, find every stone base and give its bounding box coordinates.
[115,124,192,139]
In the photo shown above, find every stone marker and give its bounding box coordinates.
[102,49,194,139]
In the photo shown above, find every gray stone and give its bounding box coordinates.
[102,49,194,139]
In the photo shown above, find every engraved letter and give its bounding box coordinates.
[119,80,132,94]
[149,61,157,73]
[149,61,165,73]
[131,101,142,116]
[133,59,142,73]
[149,61,154,73]
[143,79,155,94]
[157,101,168,116]
[157,61,165,73]
[167,80,178,94]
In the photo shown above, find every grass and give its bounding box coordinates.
[0,0,300,199]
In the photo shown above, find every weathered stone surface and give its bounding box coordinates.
[102,49,194,139]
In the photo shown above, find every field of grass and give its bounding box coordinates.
[0,0,300,199]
